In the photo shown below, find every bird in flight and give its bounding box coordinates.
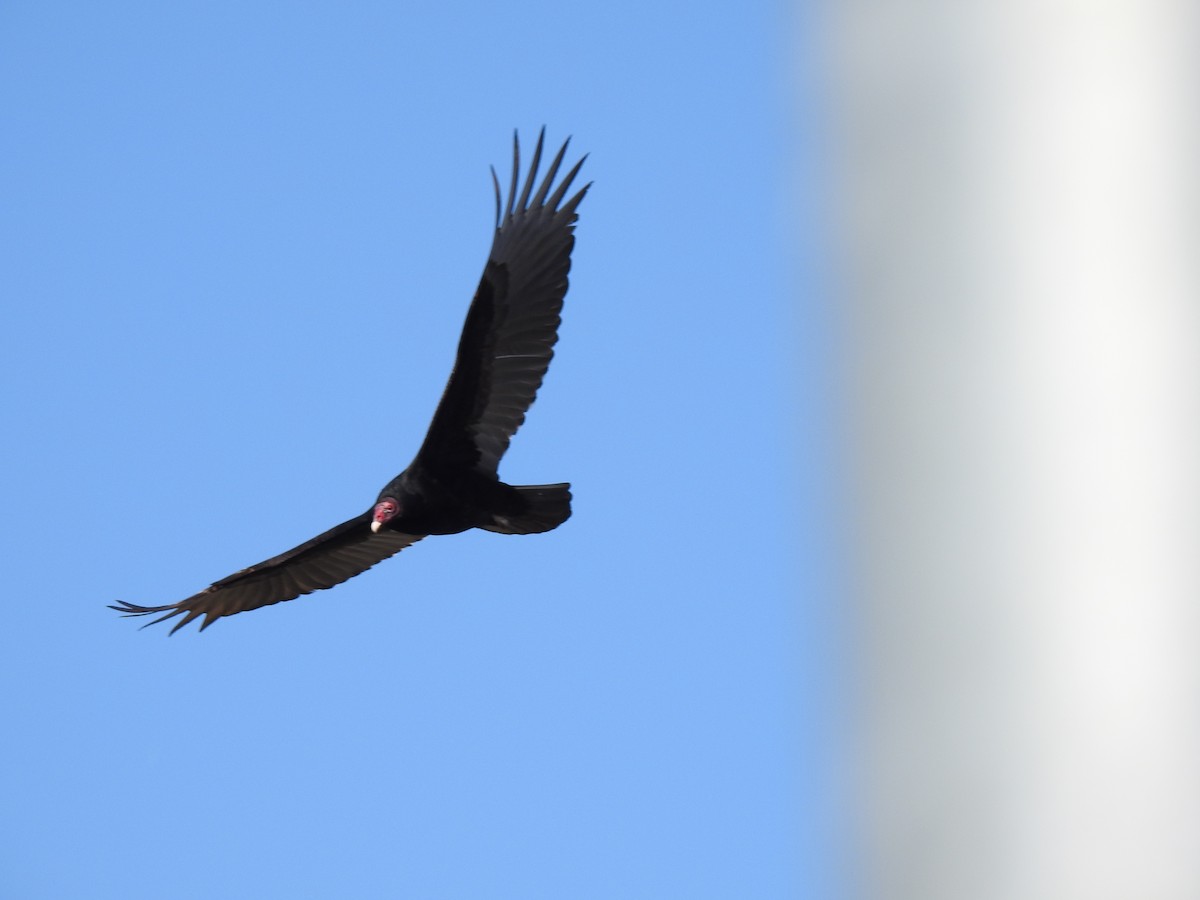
[111,129,589,634]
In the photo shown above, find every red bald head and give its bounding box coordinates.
[371,497,399,533]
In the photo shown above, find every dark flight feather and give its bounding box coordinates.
[418,129,589,474]
[112,519,423,634]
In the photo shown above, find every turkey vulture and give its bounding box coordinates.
[111,129,589,634]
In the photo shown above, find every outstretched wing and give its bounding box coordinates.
[417,128,590,476]
[111,513,424,634]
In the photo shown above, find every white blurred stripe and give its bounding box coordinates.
[826,2,1200,898]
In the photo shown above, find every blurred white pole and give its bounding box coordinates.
[824,2,1200,898]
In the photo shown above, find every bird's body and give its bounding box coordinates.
[112,130,588,634]
[375,462,568,537]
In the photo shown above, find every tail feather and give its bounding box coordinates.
[484,482,572,534]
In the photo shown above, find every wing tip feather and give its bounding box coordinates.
[498,129,589,225]
[109,600,193,634]
[490,165,502,228]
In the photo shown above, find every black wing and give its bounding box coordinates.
[416,128,590,476]
[110,513,424,634]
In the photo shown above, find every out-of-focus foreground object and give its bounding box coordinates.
[827,2,1200,898]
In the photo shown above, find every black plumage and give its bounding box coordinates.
[111,130,588,634]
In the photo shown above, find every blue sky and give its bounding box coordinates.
[0,2,842,897]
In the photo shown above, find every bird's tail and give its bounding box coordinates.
[484,482,572,534]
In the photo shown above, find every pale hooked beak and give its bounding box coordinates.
[371,520,382,534]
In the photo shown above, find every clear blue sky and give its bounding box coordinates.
[0,2,842,897]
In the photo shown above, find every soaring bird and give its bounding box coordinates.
[111,130,588,634]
